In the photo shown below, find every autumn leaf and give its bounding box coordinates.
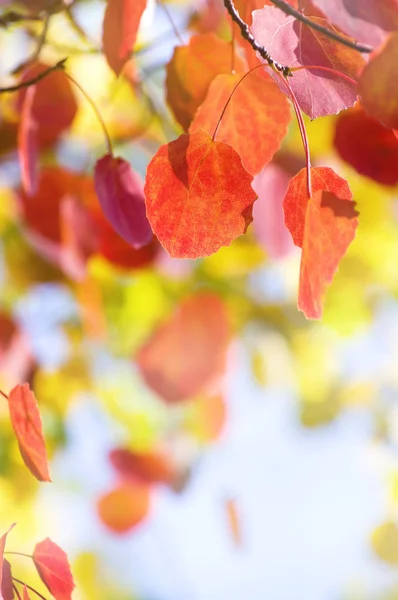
[359,32,398,130]
[313,0,398,46]
[144,129,257,258]
[283,167,358,318]
[94,154,152,249]
[250,6,364,118]
[0,525,15,600]
[109,448,176,485]
[18,85,39,197]
[189,72,291,176]
[102,0,147,75]
[334,104,398,186]
[17,63,77,149]
[136,293,230,402]
[8,383,51,482]
[166,33,246,131]
[33,538,75,600]
[22,586,31,600]
[97,483,151,534]
[1,560,13,600]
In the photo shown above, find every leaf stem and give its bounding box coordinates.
[0,59,67,94]
[63,72,113,155]
[291,64,357,86]
[224,0,292,76]
[13,584,22,600]
[267,0,373,53]
[12,579,48,600]
[158,0,184,45]
[282,75,312,197]
[0,389,9,400]
[5,551,32,558]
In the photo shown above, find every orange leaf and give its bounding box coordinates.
[283,167,358,319]
[190,72,290,175]
[23,586,31,600]
[102,0,147,75]
[359,32,398,129]
[144,129,257,258]
[136,293,230,402]
[97,483,151,534]
[18,85,39,196]
[225,498,242,547]
[109,448,176,485]
[166,33,246,131]
[33,538,75,600]
[8,383,51,482]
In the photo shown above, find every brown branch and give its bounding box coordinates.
[0,58,67,93]
[223,0,292,76]
[268,0,373,53]
[0,11,42,27]
[12,13,50,75]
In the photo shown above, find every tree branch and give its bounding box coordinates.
[223,0,292,76]
[268,0,373,54]
[0,58,67,93]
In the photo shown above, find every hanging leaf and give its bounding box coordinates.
[33,538,75,600]
[18,85,39,197]
[283,167,358,318]
[189,72,291,175]
[0,526,15,600]
[97,483,151,534]
[1,560,14,600]
[8,383,51,482]
[102,0,148,75]
[359,32,398,129]
[334,104,398,185]
[166,33,246,131]
[94,154,152,249]
[136,293,230,402]
[22,586,31,600]
[250,6,364,118]
[144,129,257,258]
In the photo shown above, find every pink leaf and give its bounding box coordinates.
[33,538,75,600]
[1,560,14,600]
[0,525,15,600]
[94,154,152,250]
[18,85,39,196]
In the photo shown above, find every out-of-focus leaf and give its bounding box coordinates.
[18,85,38,197]
[33,538,75,600]
[371,521,398,566]
[109,447,176,485]
[97,482,151,534]
[136,293,231,402]
[144,129,257,258]
[8,383,51,482]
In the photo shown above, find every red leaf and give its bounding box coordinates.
[0,525,15,600]
[312,0,398,46]
[94,154,152,249]
[250,6,364,118]
[102,0,147,75]
[33,538,75,600]
[283,167,358,318]
[166,33,246,131]
[17,63,77,149]
[109,448,176,485]
[1,560,14,600]
[97,483,151,534]
[144,129,257,258]
[8,383,51,482]
[334,105,398,186]
[136,293,231,402]
[359,32,398,130]
[18,85,39,196]
[22,586,31,600]
[189,72,290,175]
[252,164,295,259]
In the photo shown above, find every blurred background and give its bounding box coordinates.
[1,1,398,599]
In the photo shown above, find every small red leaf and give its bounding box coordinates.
[18,85,39,196]
[8,383,51,482]
[334,105,398,185]
[109,448,176,485]
[1,560,14,600]
[0,525,15,600]
[283,167,358,318]
[97,483,151,534]
[94,154,152,249]
[33,538,75,600]
[136,293,231,402]
[102,0,147,75]
[251,6,364,118]
[359,32,398,130]
[23,586,31,600]
[144,129,257,258]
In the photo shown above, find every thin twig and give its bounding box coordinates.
[12,579,48,600]
[0,389,9,400]
[158,0,184,45]
[12,13,50,75]
[0,58,67,93]
[268,0,373,53]
[224,0,291,76]
[0,12,42,27]
[12,584,22,600]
